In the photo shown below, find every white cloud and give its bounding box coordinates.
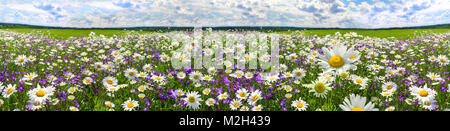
[0,0,448,28]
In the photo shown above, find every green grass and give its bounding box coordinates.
[1,28,154,39]
[279,29,450,40]
[2,28,450,40]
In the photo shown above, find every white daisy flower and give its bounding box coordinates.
[308,78,332,98]
[184,91,203,110]
[27,84,55,103]
[122,99,139,111]
[291,97,309,111]
[339,94,379,111]
[2,84,17,98]
[318,45,359,72]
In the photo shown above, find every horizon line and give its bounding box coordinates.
[1,22,449,30]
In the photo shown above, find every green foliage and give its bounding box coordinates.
[280,29,450,40]
[1,28,154,40]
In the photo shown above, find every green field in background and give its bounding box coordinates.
[281,29,450,40]
[1,28,154,39]
[2,28,450,40]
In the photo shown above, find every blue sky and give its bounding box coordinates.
[0,0,448,28]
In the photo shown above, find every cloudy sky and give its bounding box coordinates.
[0,0,449,28]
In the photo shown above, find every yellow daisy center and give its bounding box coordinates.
[419,90,428,97]
[355,79,362,84]
[386,85,393,90]
[107,80,113,84]
[19,58,24,62]
[314,82,326,93]
[7,88,14,94]
[340,73,348,78]
[349,55,356,59]
[239,92,246,97]
[127,102,134,108]
[188,96,196,103]
[237,73,242,77]
[36,90,46,97]
[297,102,304,108]
[329,56,345,68]
[351,107,364,111]
[252,95,259,101]
[285,73,291,77]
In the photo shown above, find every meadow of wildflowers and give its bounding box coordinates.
[0,29,448,111]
